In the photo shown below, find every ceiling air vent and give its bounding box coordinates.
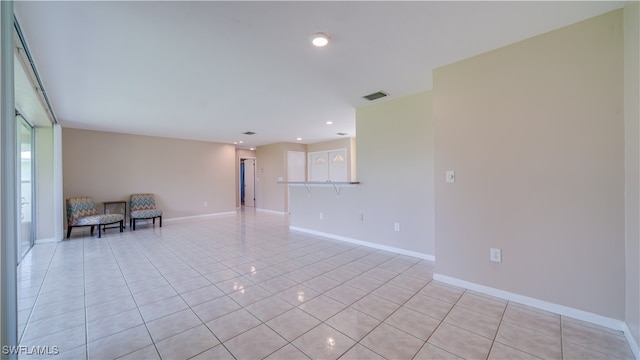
[243,131,256,135]
[336,132,348,136]
[363,91,388,101]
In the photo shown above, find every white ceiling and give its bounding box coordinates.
[14,1,623,149]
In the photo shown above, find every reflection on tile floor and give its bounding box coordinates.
[17,210,634,359]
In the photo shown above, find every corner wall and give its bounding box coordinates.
[289,91,435,257]
[624,0,640,351]
[433,10,624,320]
[255,142,306,213]
[35,126,54,240]
[62,128,236,224]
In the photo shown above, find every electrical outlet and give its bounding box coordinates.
[490,248,502,263]
[394,223,400,232]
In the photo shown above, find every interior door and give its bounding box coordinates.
[287,151,306,181]
[244,158,255,207]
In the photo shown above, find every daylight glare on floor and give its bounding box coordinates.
[16,210,634,359]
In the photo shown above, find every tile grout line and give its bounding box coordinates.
[83,232,89,360]
[305,255,433,360]
[20,213,636,360]
[194,236,395,359]
[102,231,165,360]
[483,298,509,360]
[560,315,565,359]
[144,222,278,359]
[16,241,60,347]
[113,226,247,359]
[411,286,467,360]
[258,252,386,359]
[200,224,380,358]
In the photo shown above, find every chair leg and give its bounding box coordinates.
[129,218,132,228]
[98,224,102,238]
[66,226,72,238]
[153,218,155,225]
[90,226,95,236]
[132,219,136,231]
[120,220,123,233]
[159,216,162,227]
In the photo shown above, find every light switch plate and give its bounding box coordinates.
[446,170,455,183]
[490,248,502,263]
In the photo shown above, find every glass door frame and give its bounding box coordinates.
[17,112,35,263]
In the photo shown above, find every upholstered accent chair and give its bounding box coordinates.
[130,193,163,230]
[66,196,124,238]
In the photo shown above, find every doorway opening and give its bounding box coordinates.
[240,158,256,208]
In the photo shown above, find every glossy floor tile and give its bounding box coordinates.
[16,210,635,359]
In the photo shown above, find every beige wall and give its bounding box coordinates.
[62,128,236,225]
[624,0,640,348]
[256,143,286,213]
[289,91,435,256]
[434,10,624,319]
[356,91,434,255]
[255,142,306,213]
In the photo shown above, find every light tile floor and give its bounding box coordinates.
[17,210,635,360]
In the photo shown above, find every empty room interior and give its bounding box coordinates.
[1,1,639,359]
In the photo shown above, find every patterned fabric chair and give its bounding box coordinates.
[66,196,124,238]
[130,193,163,230]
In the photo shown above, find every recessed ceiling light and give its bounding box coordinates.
[249,147,255,151]
[233,141,238,145]
[239,141,243,144]
[296,137,302,141]
[326,121,333,125]
[311,32,330,47]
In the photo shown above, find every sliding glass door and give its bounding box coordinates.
[18,114,34,262]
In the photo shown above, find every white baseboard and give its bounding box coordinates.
[622,322,640,360]
[433,272,638,356]
[289,226,435,261]
[256,208,288,215]
[165,211,238,222]
[35,237,58,244]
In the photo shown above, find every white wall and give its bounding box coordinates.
[35,126,54,240]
